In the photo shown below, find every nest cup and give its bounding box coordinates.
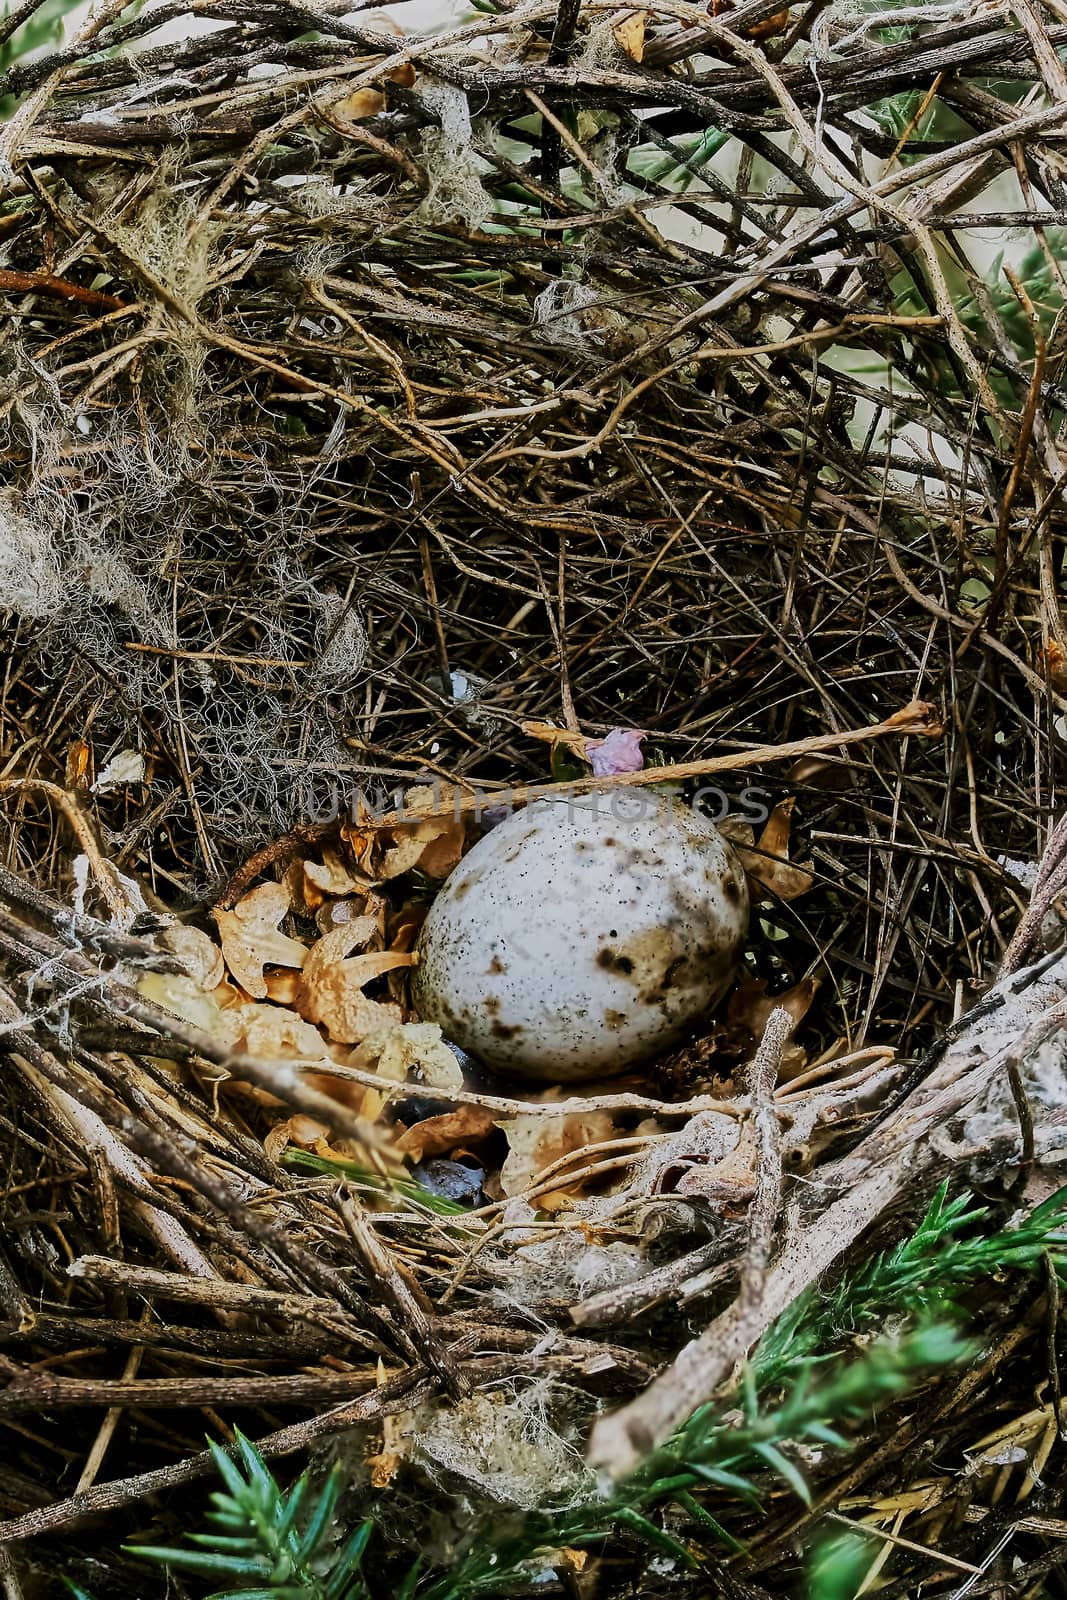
[0,1,1052,1063]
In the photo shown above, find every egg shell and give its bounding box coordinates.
[411,791,749,1082]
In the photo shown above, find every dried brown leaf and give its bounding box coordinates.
[883,698,943,736]
[264,970,302,1005]
[613,8,647,60]
[394,1104,496,1163]
[216,1000,332,1062]
[330,87,386,121]
[138,971,225,1032]
[499,1099,617,1197]
[264,1113,330,1162]
[159,924,224,990]
[379,830,427,879]
[356,1022,464,1090]
[366,1401,414,1489]
[296,922,407,1043]
[521,720,589,756]
[380,788,467,880]
[735,798,814,901]
[368,1448,402,1490]
[416,819,465,879]
[302,849,373,907]
[389,907,427,954]
[727,973,818,1040]
[710,0,790,40]
[343,951,414,986]
[1044,641,1067,692]
[66,739,91,789]
[339,822,380,876]
[214,881,308,999]
[747,6,790,39]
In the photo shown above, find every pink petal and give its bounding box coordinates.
[587,728,647,777]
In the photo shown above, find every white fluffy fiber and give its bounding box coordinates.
[0,360,369,857]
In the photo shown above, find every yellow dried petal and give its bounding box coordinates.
[159,924,224,991]
[214,881,308,999]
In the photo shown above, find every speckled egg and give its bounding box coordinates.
[411,791,749,1081]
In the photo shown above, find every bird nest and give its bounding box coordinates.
[2,0,1067,1594]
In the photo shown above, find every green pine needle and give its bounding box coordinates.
[280,1146,470,1215]
[124,1439,372,1600]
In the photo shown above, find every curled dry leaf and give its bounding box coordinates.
[734,798,814,902]
[298,921,406,1044]
[522,720,588,756]
[417,821,467,880]
[301,919,380,968]
[728,973,818,1040]
[138,971,225,1034]
[65,739,91,790]
[499,1098,617,1198]
[159,924,225,991]
[379,831,427,879]
[389,906,427,955]
[394,1103,496,1164]
[302,848,373,908]
[356,1021,464,1091]
[329,86,387,120]
[613,8,647,60]
[264,970,302,1006]
[338,821,381,883]
[264,1113,330,1163]
[1044,641,1067,693]
[710,0,790,40]
[366,1395,416,1490]
[884,699,942,736]
[302,971,405,1046]
[381,787,465,880]
[327,48,416,123]
[283,857,312,917]
[748,8,790,37]
[214,881,309,999]
[216,1001,333,1064]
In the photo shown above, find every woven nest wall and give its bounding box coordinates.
[1,0,1064,1051]
[2,1,1067,1593]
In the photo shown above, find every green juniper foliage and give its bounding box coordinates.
[118,1184,1067,1598]
[832,1183,1067,1318]
[807,1529,880,1600]
[755,1181,1067,1389]
[124,1433,375,1600]
[412,1323,971,1600]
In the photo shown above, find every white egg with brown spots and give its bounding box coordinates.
[411,791,749,1082]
